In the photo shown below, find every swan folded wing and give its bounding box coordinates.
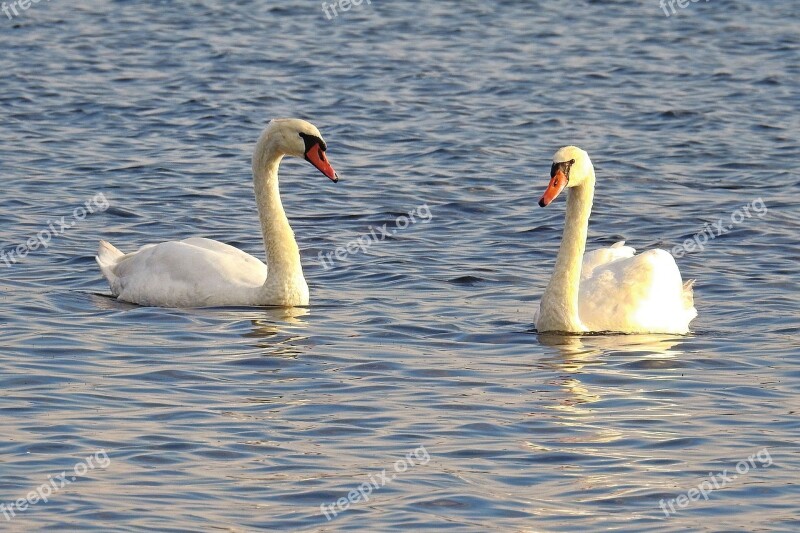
[109,238,268,307]
[579,248,696,334]
[581,241,636,280]
[533,241,634,328]
[179,238,269,272]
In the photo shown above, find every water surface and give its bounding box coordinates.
[0,0,798,531]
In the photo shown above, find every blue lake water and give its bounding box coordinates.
[0,0,798,531]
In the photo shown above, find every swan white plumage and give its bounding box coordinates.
[533,146,697,334]
[96,118,338,308]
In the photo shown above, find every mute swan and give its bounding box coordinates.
[96,118,338,308]
[534,146,697,334]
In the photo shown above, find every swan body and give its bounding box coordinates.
[534,147,696,334]
[96,119,338,308]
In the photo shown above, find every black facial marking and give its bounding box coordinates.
[550,158,576,182]
[299,132,327,153]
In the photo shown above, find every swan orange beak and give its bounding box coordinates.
[538,169,567,207]
[305,143,339,183]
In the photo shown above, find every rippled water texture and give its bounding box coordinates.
[0,0,798,531]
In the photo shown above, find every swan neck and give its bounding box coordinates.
[540,173,595,332]
[253,144,303,284]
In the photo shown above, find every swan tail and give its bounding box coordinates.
[96,241,124,292]
[682,279,698,322]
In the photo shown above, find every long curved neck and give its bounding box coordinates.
[539,171,595,332]
[252,143,303,286]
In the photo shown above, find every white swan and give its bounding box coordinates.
[534,146,697,334]
[96,118,338,308]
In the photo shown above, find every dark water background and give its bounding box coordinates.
[0,0,798,531]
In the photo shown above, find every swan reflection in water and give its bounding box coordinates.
[535,332,687,424]
[234,306,311,354]
[244,306,310,335]
[522,333,690,516]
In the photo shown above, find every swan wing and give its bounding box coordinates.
[581,241,636,280]
[98,238,268,307]
[178,238,268,272]
[579,248,697,334]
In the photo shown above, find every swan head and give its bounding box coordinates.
[538,146,592,207]
[259,118,339,182]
